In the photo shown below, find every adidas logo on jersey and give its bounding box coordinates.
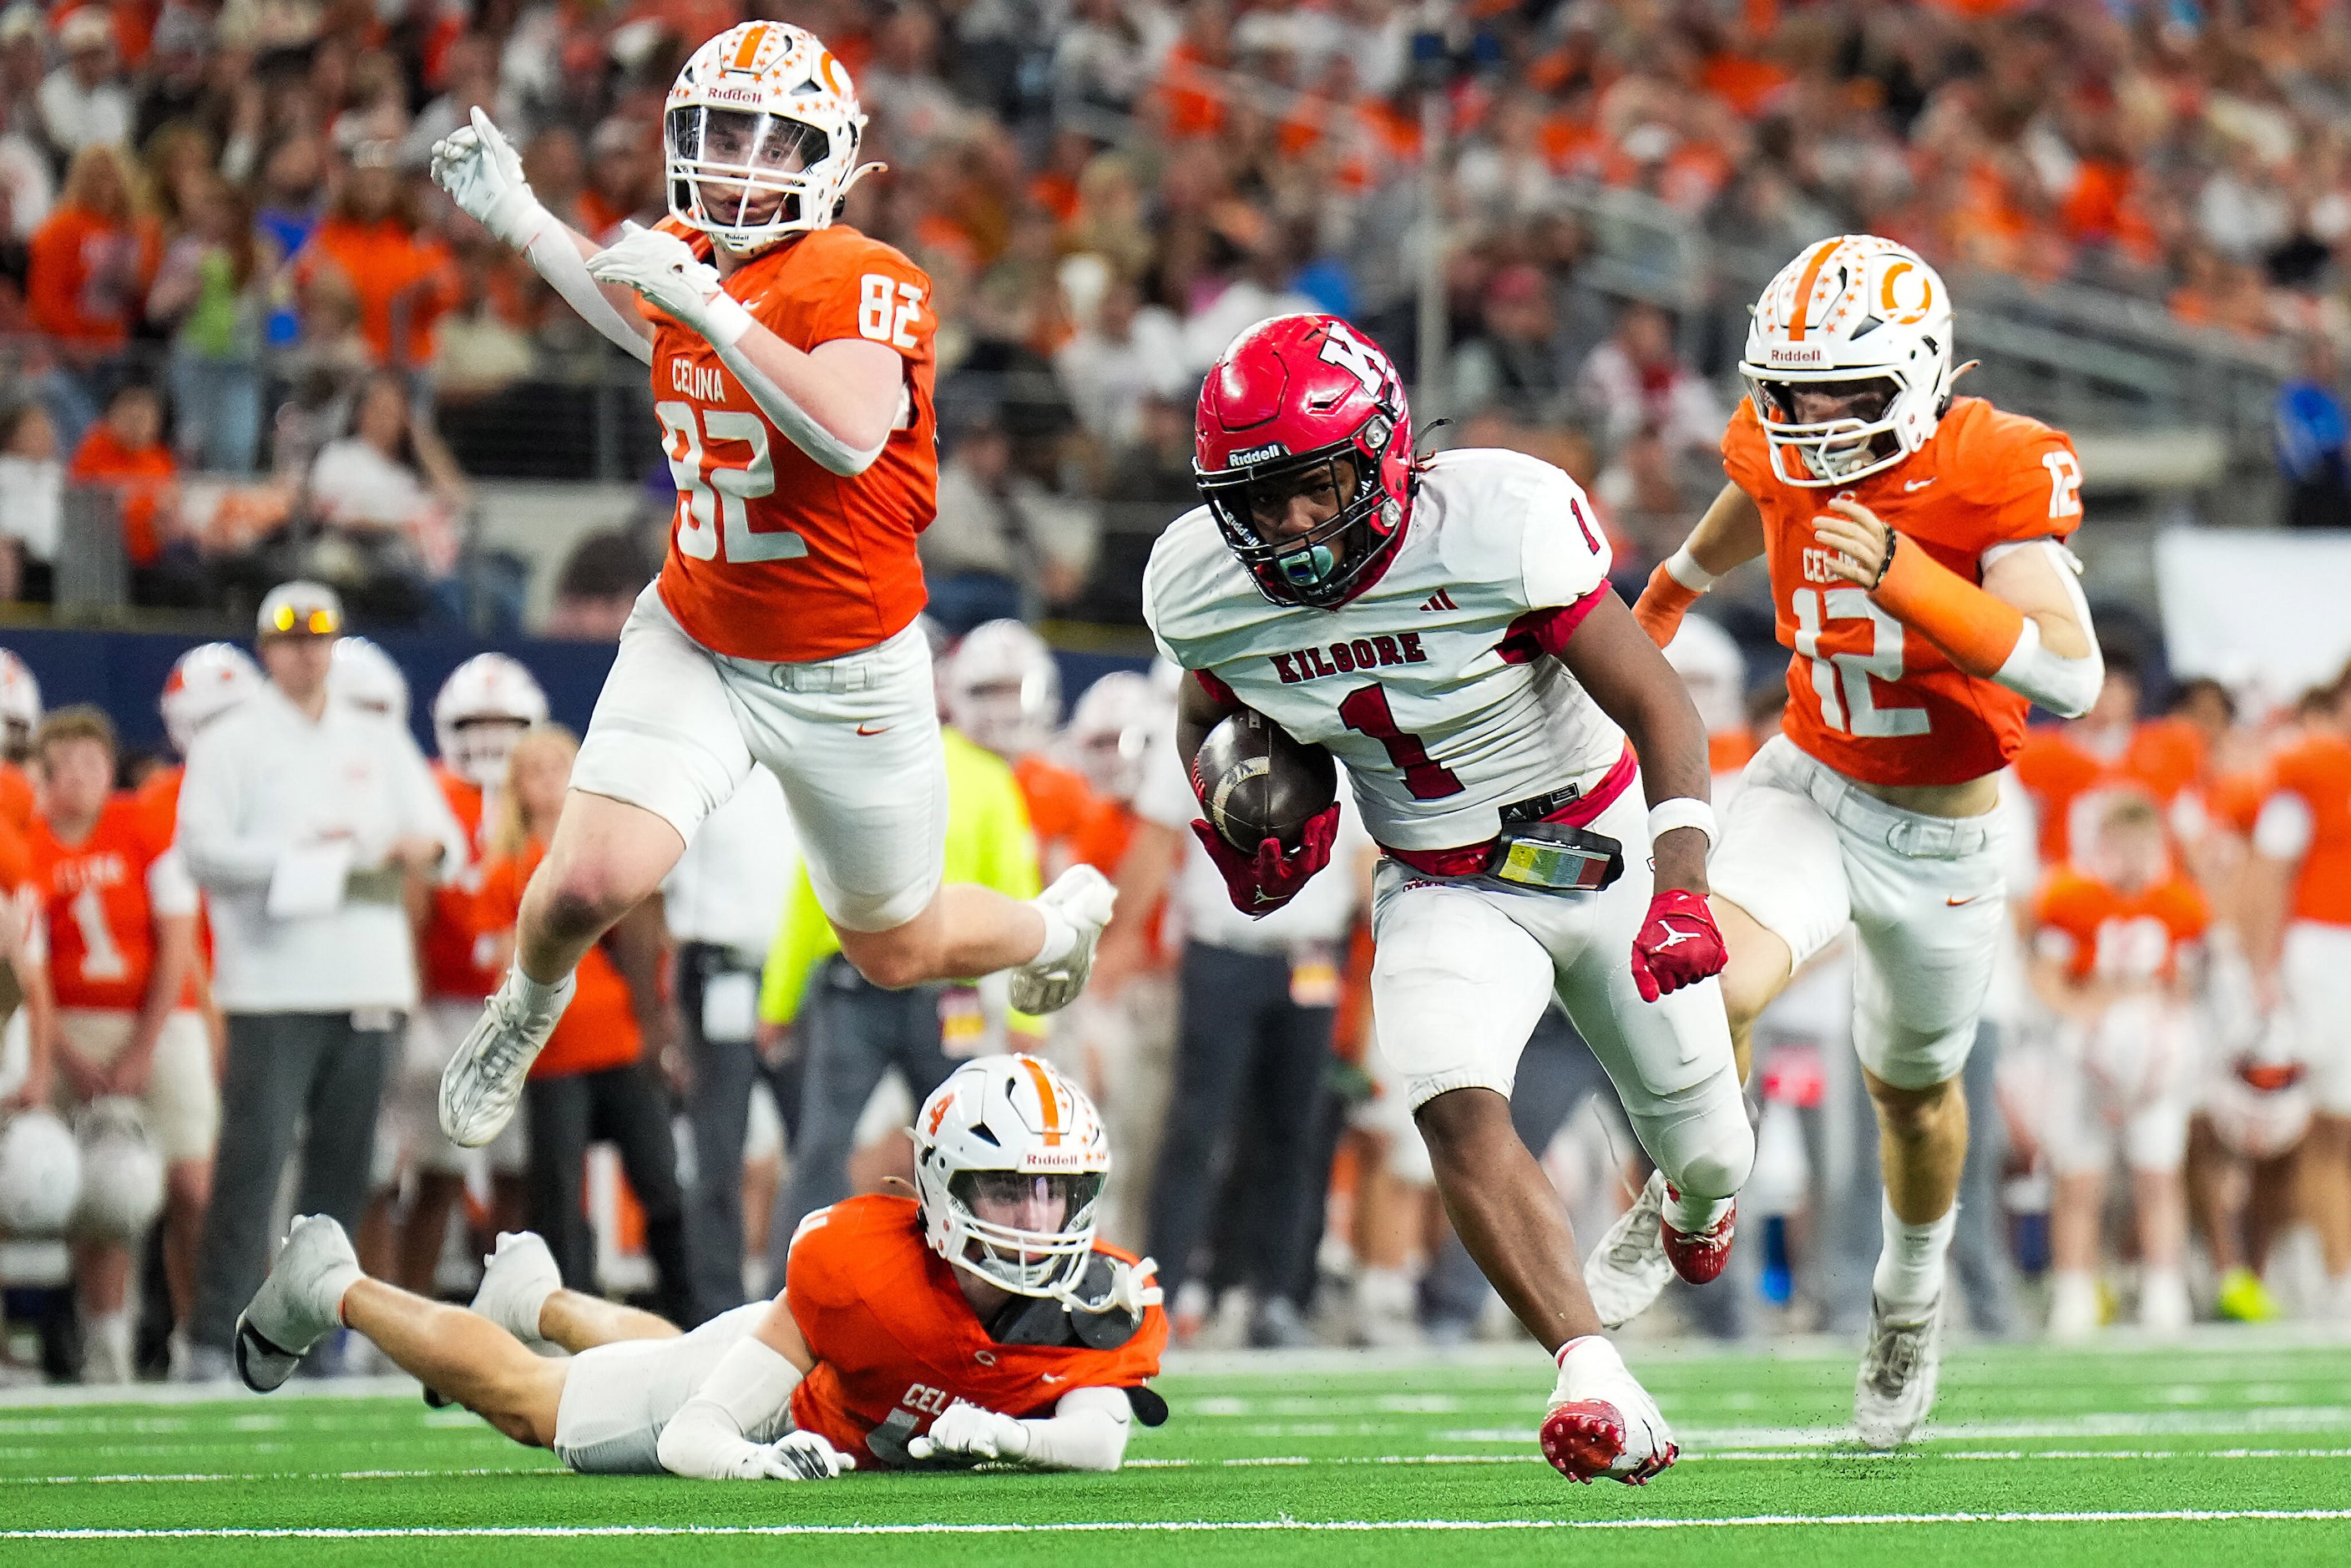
[1272,633,1429,685]
[1421,590,1458,612]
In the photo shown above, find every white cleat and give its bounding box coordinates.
[235,1216,363,1393]
[1541,1336,1677,1484]
[1583,1168,1673,1330]
[1853,1292,1942,1449]
[470,1231,562,1347]
[438,969,574,1146]
[1008,865,1116,1015]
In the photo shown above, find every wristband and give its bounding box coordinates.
[1647,797,1716,847]
[1664,547,1720,592]
[1868,531,2026,679]
[698,290,756,352]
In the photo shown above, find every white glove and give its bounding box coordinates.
[430,106,547,251]
[585,220,754,349]
[908,1401,1031,1464]
[752,1430,855,1480]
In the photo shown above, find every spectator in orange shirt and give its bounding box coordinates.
[295,139,456,371]
[480,726,698,1327]
[25,143,155,448]
[2012,645,2204,867]
[68,381,186,597]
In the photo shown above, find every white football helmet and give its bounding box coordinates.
[1661,613,1747,739]
[664,21,881,255]
[0,1109,81,1237]
[331,636,411,723]
[0,650,40,760]
[432,654,549,788]
[1063,670,1162,804]
[160,643,265,757]
[912,1054,1109,1305]
[1741,234,1959,487]
[943,620,1061,760]
[71,1098,165,1242]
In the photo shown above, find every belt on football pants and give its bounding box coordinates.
[1786,749,1994,861]
[710,620,921,694]
[1377,745,1639,880]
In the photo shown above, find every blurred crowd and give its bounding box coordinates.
[0,576,2348,1382]
[20,0,2351,629]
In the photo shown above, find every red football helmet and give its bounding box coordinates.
[1194,314,1416,609]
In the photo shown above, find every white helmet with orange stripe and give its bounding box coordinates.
[160,643,265,757]
[1741,234,1959,487]
[432,654,549,787]
[910,1054,1110,1305]
[664,21,881,255]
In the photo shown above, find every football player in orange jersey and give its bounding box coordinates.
[24,707,212,1381]
[2027,790,2210,1339]
[2244,665,2351,1318]
[1631,236,2102,1445]
[0,648,44,831]
[427,22,1115,1152]
[233,1055,1168,1479]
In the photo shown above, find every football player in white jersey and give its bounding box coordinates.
[1143,314,1752,1485]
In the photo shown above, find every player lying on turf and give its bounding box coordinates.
[232,1055,1167,1478]
[1144,313,1753,1485]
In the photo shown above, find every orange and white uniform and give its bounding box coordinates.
[27,797,217,1161]
[544,1192,1165,1474]
[2014,716,2206,867]
[1709,393,2087,1090]
[2254,729,2351,1112]
[2030,867,2210,1173]
[564,214,950,936]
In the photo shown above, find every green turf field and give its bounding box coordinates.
[4,1332,2351,1565]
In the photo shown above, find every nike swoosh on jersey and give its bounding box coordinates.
[1904,478,1939,492]
[1946,893,1983,906]
[856,724,889,736]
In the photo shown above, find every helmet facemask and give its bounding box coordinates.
[1198,431,1403,609]
[942,1169,1105,1299]
[665,105,842,254]
[447,716,532,790]
[1745,371,1909,484]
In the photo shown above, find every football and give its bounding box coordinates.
[1191,708,1338,854]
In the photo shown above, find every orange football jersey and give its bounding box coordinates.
[1014,755,1130,877]
[2013,716,2206,866]
[0,817,33,893]
[2263,731,2351,926]
[1723,395,2085,787]
[478,839,643,1077]
[417,766,499,1001]
[2032,866,2210,984]
[0,762,34,833]
[786,1193,1167,1469]
[643,221,938,664]
[27,796,187,1011]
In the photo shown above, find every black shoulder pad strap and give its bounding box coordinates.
[988,1256,1146,1349]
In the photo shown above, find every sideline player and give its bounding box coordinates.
[233,1055,1166,1477]
[1631,235,2101,1444]
[426,22,1114,1148]
[1144,313,1752,1484]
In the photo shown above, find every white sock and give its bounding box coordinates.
[512,965,573,1016]
[2048,1269,2100,1334]
[84,1312,132,1379]
[1665,1187,1732,1234]
[508,1277,559,1344]
[1551,1333,1625,1405]
[326,1261,365,1327]
[2140,1268,2190,1332]
[1029,901,1077,966]
[1871,1195,1957,1321]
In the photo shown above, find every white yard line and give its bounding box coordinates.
[8,1510,2351,1540]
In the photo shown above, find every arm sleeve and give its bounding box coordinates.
[144,847,200,918]
[1011,1384,1135,1472]
[758,871,842,1029]
[2253,791,2316,861]
[174,736,285,890]
[655,1330,806,1481]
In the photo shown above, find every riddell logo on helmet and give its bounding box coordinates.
[1771,345,1828,364]
[701,86,765,104]
[1229,443,1288,465]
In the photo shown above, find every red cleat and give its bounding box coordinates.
[1662,1196,1735,1286]
[1539,1400,1676,1485]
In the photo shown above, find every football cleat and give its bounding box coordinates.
[1008,865,1116,1015]
[235,1215,362,1394]
[470,1231,561,1347]
[1663,1196,1736,1286]
[1853,1292,1942,1449]
[1541,1337,1677,1485]
[1582,1170,1671,1330]
[438,969,575,1146]
[2216,1265,2279,1323]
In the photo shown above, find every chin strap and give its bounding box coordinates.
[1053,1254,1164,1317]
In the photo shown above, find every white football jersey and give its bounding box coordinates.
[1145,448,1626,852]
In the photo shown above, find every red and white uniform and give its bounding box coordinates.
[2030,867,2209,1173]
[567,216,949,933]
[1145,448,1747,1194]
[546,1194,1165,1474]
[2254,729,2351,1113]
[27,798,216,1161]
[1710,395,2085,1090]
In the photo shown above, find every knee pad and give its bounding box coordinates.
[0,1108,81,1236]
[1636,1072,1754,1202]
[71,1099,166,1242]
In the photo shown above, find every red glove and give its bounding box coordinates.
[1190,804,1341,917]
[1630,888,1727,1003]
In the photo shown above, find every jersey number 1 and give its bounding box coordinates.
[656,401,807,565]
[1338,684,1464,800]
